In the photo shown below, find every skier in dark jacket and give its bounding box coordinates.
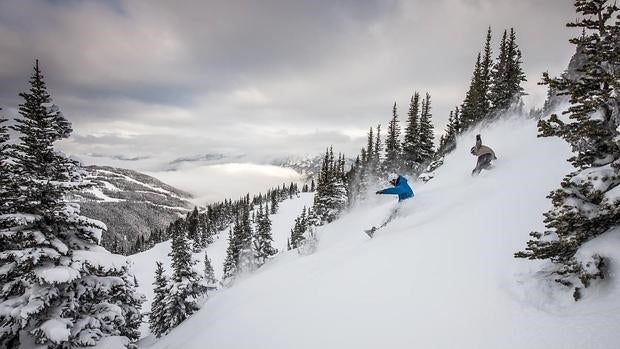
[471,134,497,175]
[376,173,414,202]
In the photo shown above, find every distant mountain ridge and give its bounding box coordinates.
[273,154,355,179]
[70,165,194,254]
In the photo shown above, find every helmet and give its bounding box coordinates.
[388,173,399,184]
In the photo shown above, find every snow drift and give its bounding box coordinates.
[137,115,620,349]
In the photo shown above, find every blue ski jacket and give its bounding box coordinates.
[378,175,414,202]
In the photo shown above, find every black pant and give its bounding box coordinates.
[472,153,494,175]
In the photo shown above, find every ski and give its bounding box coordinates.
[363,207,400,238]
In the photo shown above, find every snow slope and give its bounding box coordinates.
[129,192,315,338]
[143,116,620,349]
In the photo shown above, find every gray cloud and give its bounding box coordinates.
[0,0,577,174]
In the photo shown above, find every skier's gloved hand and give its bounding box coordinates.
[375,190,383,195]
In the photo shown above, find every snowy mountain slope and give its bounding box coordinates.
[273,155,355,180]
[129,193,315,339]
[70,165,194,254]
[144,115,620,349]
[272,155,324,179]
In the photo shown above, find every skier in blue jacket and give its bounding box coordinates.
[365,173,414,238]
[376,173,414,202]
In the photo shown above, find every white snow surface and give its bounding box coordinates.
[82,186,125,203]
[73,248,129,272]
[129,192,314,338]
[33,266,80,284]
[135,116,620,349]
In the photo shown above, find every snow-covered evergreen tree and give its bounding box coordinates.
[0,60,143,348]
[480,26,494,116]
[149,262,168,338]
[346,155,363,205]
[222,228,238,283]
[460,52,485,128]
[253,203,277,266]
[237,204,255,273]
[417,93,435,164]
[402,92,421,172]
[204,250,216,285]
[187,207,202,252]
[164,219,206,330]
[373,125,383,176]
[270,190,278,214]
[199,212,213,246]
[0,107,14,215]
[313,148,348,224]
[516,0,620,300]
[366,126,374,168]
[489,28,527,113]
[438,109,459,155]
[289,206,308,248]
[384,102,402,173]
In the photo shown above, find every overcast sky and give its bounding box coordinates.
[0,0,577,176]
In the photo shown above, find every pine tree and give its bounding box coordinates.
[438,110,459,155]
[480,26,494,116]
[346,155,363,205]
[149,262,169,338]
[313,147,348,224]
[270,190,278,214]
[373,124,382,175]
[505,28,527,106]
[164,219,206,330]
[199,213,212,246]
[310,178,315,192]
[417,93,435,164]
[384,102,402,173]
[289,207,309,248]
[254,203,277,266]
[187,206,199,246]
[516,0,620,300]
[237,204,255,273]
[489,30,509,112]
[0,107,13,215]
[461,52,485,128]
[332,153,349,214]
[402,92,421,171]
[222,228,238,282]
[204,250,216,285]
[10,60,74,212]
[453,106,462,135]
[366,126,374,166]
[490,28,527,113]
[0,61,143,348]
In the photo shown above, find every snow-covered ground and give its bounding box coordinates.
[136,115,620,349]
[129,192,315,339]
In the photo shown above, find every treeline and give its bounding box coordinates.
[126,181,310,255]
[0,62,143,347]
[148,181,315,336]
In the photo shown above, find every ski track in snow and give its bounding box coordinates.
[136,116,620,349]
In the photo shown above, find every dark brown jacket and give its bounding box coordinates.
[473,138,497,158]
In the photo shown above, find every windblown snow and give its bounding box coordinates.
[133,116,620,349]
